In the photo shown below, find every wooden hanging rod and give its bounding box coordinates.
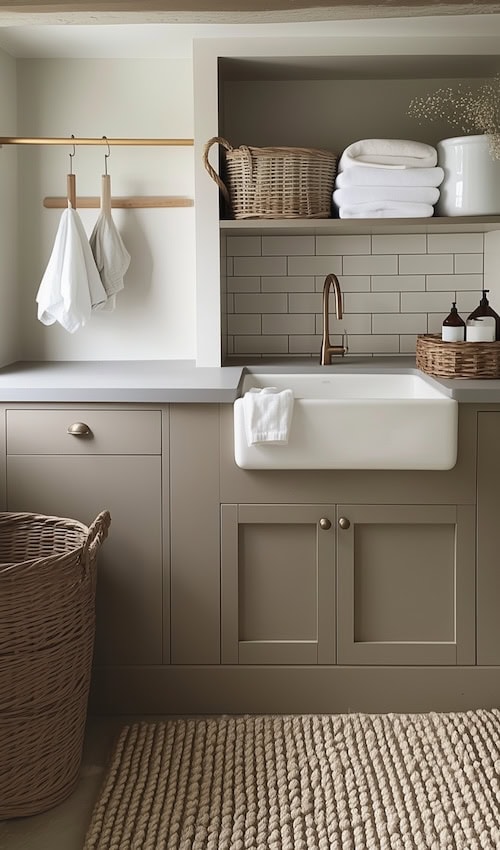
[0,137,193,146]
[43,195,194,209]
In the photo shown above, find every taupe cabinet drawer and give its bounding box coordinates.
[6,409,161,455]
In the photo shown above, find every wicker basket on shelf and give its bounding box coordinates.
[203,136,337,219]
[416,334,500,379]
[0,510,111,819]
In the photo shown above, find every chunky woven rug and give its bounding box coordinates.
[84,710,500,850]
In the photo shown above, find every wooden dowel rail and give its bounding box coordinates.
[0,136,194,146]
[43,195,194,209]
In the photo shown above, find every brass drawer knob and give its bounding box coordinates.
[319,517,331,530]
[338,517,351,530]
[67,422,91,437]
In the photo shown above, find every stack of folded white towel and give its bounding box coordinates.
[333,139,444,219]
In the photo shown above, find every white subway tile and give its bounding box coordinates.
[315,275,370,292]
[227,236,262,256]
[372,313,427,334]
[426,274,483,291]
[262,314,315,334]
[372,275,425,292]
[346,335,400,354]
[399,335,418,353]
[289,293,322,313]
[262,276,315,292]
[288,255,342,275]
[315,313,372,334]
[427,233,483,253]
[428,314,446,334]
[343,254,398,275]
[262,235,314,255]
[456,291,488,312]
[227,314,262,335]
[288,335,323,354]
[344,292,399,313]
[401,291,454,312]
[372,234,426,254]
[454,253,484,274]
[235,293,288,314]
[234,256,287,276]
[227,276,261,293]
[233,335,289,354]
[399,254,453,274]
[316,235,370,255]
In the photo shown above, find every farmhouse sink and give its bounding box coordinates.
[233,372,458,470]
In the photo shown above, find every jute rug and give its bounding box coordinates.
[84,710,500,849]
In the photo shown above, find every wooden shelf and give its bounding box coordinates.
[220,216,500,235]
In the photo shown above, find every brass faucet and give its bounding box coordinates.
[320,273,347,365]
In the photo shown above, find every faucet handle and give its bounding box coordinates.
[342,329,349,354]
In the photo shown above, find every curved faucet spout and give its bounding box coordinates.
[320,273,347,365]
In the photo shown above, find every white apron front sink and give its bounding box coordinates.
[233,372,458,470]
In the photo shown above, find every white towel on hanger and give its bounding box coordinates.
[36,204,107,333]
[243,387,294,446]
[90,174,131,312]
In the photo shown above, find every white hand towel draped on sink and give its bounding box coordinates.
[243,387,294,446]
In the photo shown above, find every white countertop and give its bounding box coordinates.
[0,358,500,403]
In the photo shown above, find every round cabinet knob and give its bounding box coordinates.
[67,422,92,437]
[338,517,351,530]
[319,517,331,530]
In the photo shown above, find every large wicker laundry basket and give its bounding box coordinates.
[203,136,338,219]
[0,510,111,819]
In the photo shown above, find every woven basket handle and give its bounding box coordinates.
[84,510,111,563]
[202,136,233,208]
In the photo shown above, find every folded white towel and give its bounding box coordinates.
[36,205,107,333]
[243,387,294,446]
[90,174,131,313]
[339,139,438,171]
[333,186,440,207]
[335,166,444,188]
[337,201,435,219]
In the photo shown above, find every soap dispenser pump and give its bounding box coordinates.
[442,302,465,342]
[466,290,500,342]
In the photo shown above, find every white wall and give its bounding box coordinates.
[0,47,19,366]
[17,58,195,361]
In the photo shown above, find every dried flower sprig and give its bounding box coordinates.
[408,75,500,159]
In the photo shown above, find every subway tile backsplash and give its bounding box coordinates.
[223,232,485,358]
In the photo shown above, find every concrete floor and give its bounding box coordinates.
[0,715,127,850]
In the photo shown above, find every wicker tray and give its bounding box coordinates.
[416,334,500,379]
[203,136,337,219]
[0,510,111,819]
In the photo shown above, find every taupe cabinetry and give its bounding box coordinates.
[5,407,166,667]
[336,504,475,665]
[477,412,500,665]
[221,504,335,664]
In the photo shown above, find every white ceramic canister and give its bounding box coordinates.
[436,134,500,216]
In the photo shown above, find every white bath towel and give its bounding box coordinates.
[90,174,131,313]
[338,139,438,171]
[243,387,294,446]
[335,166,444,188]
[333,186,440,207]
[337,201,435,219]
[36,205,107,333]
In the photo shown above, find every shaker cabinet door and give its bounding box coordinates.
[336,504,475,665]
[221,503,336,665]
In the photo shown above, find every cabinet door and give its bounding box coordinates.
[7,454,163,666]
[337,504,475,665]
[477,412,500,665]
[221,504,335,664]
